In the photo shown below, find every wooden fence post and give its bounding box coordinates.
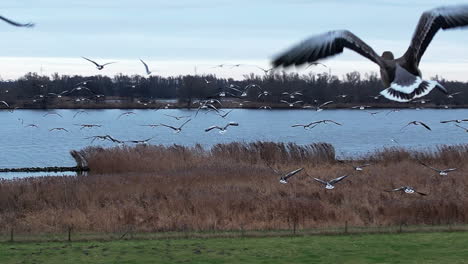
[68,226,72,242]
[10,228,14,242]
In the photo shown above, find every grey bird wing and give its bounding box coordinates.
[283,168,304,180]
[205,126,222,132]
[272,30,384,68]
[319,101,334,108]
[101,62,116,67]
[160,124,178,131]
[417,121,432,131]
[82,57,100,67]
[418,160,440,172]
[313,178,328,185]
[0,16,34,27]
[179,119,191,129]
[403,5,468,66]
[329,175,349,185]
[140,59,150,73]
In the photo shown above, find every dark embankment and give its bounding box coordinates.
[0,142,467,235]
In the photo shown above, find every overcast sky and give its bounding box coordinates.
[1,0,468,80]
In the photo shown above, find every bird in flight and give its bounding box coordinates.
[73,110,89,118]
[292,120,342,129]
[117,112,136,119]
[86,135,123,144]
[49,128,69,132]
[280,100,303,107]
[386,186,427,196]
[401,121,432,131]
[0,16,34,27]
[82,57,116,70]
[164,114,191,120]
[314,101,333,112]
[43,112,63,118]
[272,5,468,102]
[140,59,152,75]
[313,175,350,189]
[76,124,102,130]
[160,119,191,133]
[418,161,457,176]
[268,165,304,184]
[440,119,468,124]
[447,91,462,99]
[205,122,239,133]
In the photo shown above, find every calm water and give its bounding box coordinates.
[0,108,467,170]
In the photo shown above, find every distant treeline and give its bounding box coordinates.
[0,71,466,107]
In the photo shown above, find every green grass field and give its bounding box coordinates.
[2,232,468,264]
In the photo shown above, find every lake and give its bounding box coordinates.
[0,108,467,171]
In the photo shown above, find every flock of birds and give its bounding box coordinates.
[272,158,458,196]
[1,6,468,194]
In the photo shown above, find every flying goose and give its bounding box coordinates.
[0,16,34,27]
[418,161,457,176]
[140,59,152,75]
[280,100,303,107]
[205,122,239,133]
[351,105,371,110]
[440,119,468,124]
[314,100,333,112]
[313,175,350,189]
[292,119,342,129]
[124,137,153,144]
[49,128,69,132]
[268,165,304,184]
[25,124,39,128]
[160,119,191,133]
[447,91,462,98]
[43,112,63,118]
[82,57,116,70]
[401,121,432,131]
[86,135,123,144]
[117,112,136,119]
[76,124,102,130]
[272,5,468,102]
[140,124,160,128]
[255,66,274,74]
[281,91,303,99]
[73,110,89,118]
[386,186,427,196]
[164,114,191,120]
[350,163,372,171]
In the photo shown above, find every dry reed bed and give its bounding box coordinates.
[0,142,467,234]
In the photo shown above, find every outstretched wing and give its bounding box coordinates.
[313,178,328,185]
[205,126,221,132]
[272,30,383,68]
[330,175,349,185]
[403,5,468,66]
[0,16,34,27]
[140,59,151,74]
[82,57,100,67]
[283,168,304,180]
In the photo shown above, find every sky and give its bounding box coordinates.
[1,0,468,80]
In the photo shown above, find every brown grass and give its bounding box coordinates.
[0,142,467,235]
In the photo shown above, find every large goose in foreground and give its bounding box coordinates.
[272,5,468,102]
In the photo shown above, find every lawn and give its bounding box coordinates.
[2,232,468,264]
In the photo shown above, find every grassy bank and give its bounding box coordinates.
[2,232,468,263]
[0,142,467,235]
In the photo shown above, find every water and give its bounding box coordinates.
[0,108,467,170]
